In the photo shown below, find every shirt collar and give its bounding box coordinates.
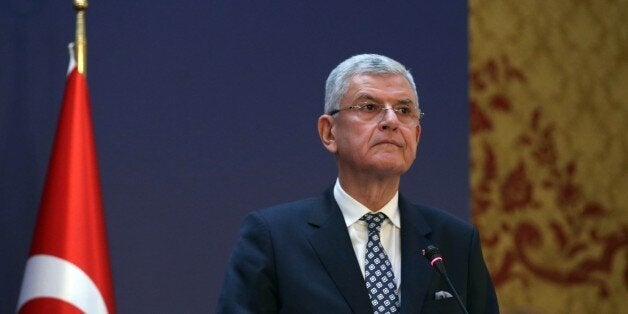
[333,178,400,228]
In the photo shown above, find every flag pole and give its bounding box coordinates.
[17,1,117,312]
[74,0,88,75]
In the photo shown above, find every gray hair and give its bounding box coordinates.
[324,54,418,114]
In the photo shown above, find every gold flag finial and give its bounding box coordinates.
[74,0,88,75]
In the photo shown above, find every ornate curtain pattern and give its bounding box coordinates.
[470,1,628,313]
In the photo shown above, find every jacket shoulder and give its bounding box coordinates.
[400,197,477,243]
[251,194,329,224]
[416,204,475,232]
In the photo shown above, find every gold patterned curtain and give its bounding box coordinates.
[469,1,628,313]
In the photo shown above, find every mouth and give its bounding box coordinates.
[375,140,403,147]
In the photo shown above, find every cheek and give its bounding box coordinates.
[338,136,365,156]
[337,126,370,150]
[404,133,420,157]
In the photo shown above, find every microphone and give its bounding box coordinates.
[422,245,469,314]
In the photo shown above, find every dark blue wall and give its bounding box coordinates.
[1,1,468,312]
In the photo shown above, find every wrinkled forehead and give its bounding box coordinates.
[344,73,418,103]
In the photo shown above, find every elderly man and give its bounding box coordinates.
[217,54,499,313]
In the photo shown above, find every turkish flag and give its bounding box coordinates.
[17,65,116,314]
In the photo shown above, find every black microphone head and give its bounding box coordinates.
[422,245,446,275]
[424,245,441,261]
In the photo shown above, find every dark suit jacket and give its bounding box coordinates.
[217,189,499,313]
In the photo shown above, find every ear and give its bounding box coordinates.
[415,123,422,142]
[318,115,337,154]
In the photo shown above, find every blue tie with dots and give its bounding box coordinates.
[361,212,400,313]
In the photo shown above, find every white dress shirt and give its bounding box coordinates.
[333,179,402,291]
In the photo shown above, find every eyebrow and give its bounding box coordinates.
[397,98,414,105]
[354,93,379,103]
[353,93,415,106]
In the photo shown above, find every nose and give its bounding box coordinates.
[378,107,400,131]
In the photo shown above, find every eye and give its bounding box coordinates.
[395,106,412,115]
[361,103,379,111]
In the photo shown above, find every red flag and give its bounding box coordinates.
[17,64,116,314]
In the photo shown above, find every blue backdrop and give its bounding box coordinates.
[1,1,468,312]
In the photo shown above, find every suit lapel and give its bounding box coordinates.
[399,195,434,314]
[307,191,372,314]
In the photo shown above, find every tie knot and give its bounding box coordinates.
[360,212,388,231]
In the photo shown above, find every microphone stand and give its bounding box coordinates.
[423,246,469,314]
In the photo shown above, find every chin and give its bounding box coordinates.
[368,163,409,176]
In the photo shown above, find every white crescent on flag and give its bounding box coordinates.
[17,254,108,314]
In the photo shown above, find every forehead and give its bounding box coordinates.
[344,74,416,103]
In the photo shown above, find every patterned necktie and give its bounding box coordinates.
[361,212,400,313]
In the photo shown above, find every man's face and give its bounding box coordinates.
[319,73,422,179]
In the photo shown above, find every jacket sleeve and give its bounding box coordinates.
[467,228,500,314]
[216,212,279,314]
